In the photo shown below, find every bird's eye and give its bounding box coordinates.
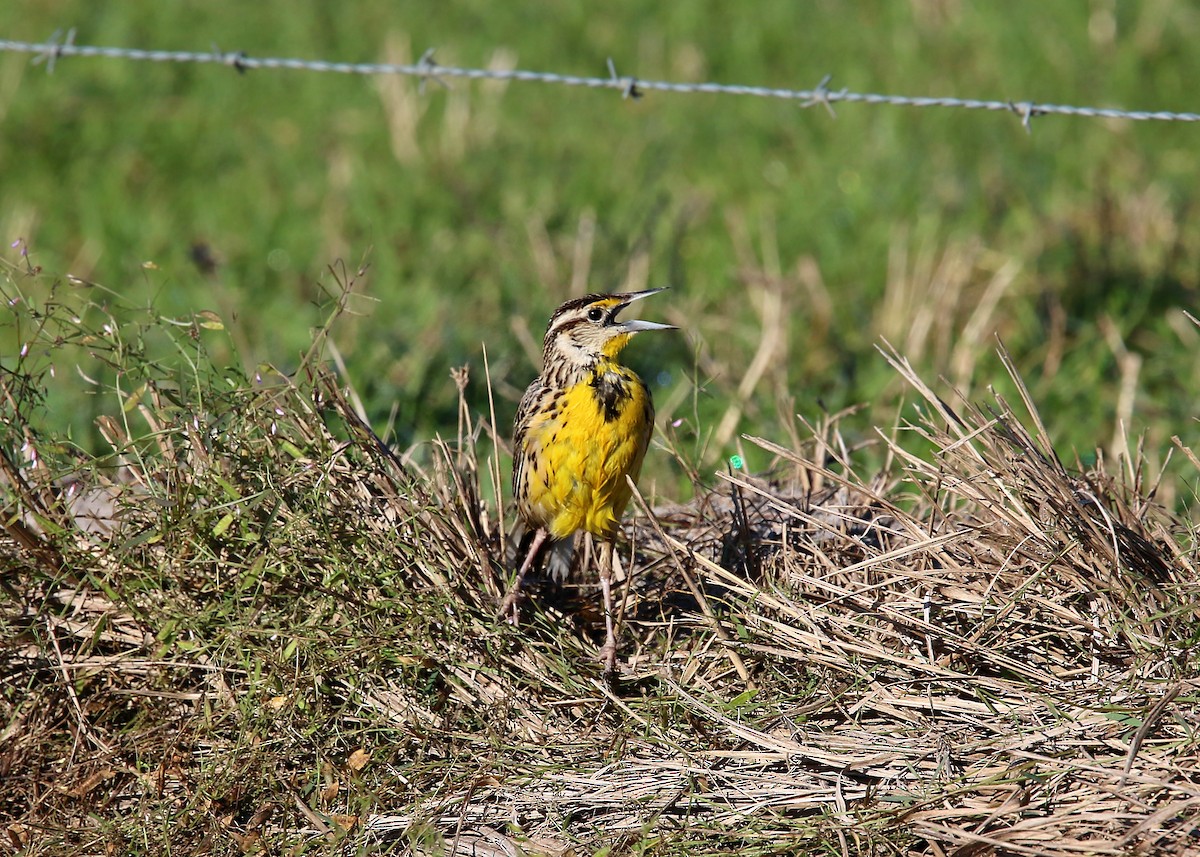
[587,307,605,323]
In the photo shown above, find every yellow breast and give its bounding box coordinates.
[518,364,654,540]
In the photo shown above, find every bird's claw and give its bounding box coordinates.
[598,641,617,676]
[498,592,523,625]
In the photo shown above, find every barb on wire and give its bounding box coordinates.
[801,74,842,118]
[29,28,75,74]
[1009,101,1044,134]
[208,43,249,74]
[222,48,249,74]
[606,58,642,100]
[1,34,1199,126]
[414,48,447,95]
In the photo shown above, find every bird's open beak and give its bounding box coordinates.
[613,287,677,333]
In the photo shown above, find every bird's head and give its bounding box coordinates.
[541,288,675,370]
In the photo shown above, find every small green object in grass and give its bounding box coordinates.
[211,512,235,537]
[729,454,744,470]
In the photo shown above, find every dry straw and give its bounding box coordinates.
[3,271,1199,855]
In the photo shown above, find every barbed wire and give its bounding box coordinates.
[2,30,1199,130]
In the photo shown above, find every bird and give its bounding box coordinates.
[501,288,675,675]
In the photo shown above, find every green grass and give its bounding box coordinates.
[4,4,1200,853]
[3,1,1200,481]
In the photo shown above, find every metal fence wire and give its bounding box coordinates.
[2,30,1199,130]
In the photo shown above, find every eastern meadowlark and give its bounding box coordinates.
[501,288,675,674]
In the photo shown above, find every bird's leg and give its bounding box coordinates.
[598,539,618,675]
[500,527,549,624]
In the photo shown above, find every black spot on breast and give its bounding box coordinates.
[590,371,630,423]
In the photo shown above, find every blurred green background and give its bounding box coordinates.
[2,2,1199,498]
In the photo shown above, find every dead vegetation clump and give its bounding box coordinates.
[3,271,1200,856]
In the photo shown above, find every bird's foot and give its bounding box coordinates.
[498,591,523,625]
[598,640,618,677]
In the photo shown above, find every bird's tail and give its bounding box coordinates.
[545,533,575,584]
[507,521,575,584]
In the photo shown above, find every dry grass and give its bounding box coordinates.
[3,267,1200,856]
